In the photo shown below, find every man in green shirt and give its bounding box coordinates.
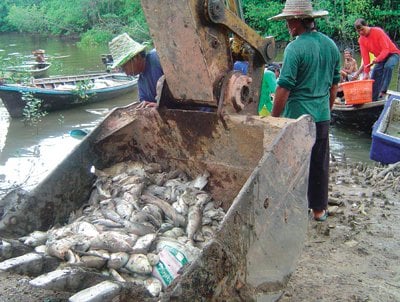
[270,0,340,221]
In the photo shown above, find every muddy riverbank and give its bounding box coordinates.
[0,159,399,302]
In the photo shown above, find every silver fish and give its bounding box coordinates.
[141,194,186,227]
[100,208,125,225]
[90,232,133,253]
[142,204,164,222]
[71,221,99,238]
[91,218,123,228]
[77,255,107,269]
[146,253,159,266]
[125,254,152,274]
[122,220,155,236]
[21,231,49,247]
[109,268,126,282]
[186,205,202,244]
[46,236,81,260]
[114,198,134,220]
[132,233,157,254]
[108,252,129,269]
[130,211,161,229]
[189,171,210,190]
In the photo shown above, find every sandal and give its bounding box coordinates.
[313,209,328,222]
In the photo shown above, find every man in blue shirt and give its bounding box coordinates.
[109,33,164,108]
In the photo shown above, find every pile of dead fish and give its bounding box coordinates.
[330,160,400,193]
[0,160,226,299]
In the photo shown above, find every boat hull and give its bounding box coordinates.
[6,63,51,78]
[331,100,386,130]
[370,93,400,164]
[0,73,137,118]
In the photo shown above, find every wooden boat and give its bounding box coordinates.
[6,62,52,78]
[370,92,400,164]
[331,99,386,130]
[0,73,138,118]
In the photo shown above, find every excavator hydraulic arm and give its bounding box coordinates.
[141,0,275,115]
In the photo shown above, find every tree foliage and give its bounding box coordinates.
[0,0,398,47]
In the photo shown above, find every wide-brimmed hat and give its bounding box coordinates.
[269,0,328,21]
[109,33,146,69]
[32,49,45,54]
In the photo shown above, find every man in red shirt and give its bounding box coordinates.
[355,18,400,101]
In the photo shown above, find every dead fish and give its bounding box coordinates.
[34,245,47,254]
[201,225,216,241]
[112,172,129,183]
[172,199,188,216]
[91,218,123,228]
[66,249,80,264]
[189,171,210,190]
[95,181,112,200]
[203,207,226,222]
[142,204,164,223]
[109,268,126,282]
[132,233,157,254]
[114,198,134,220]
[107,252,129,269]
[150,172,169,186]
[130,211,161,229]
[146,253,159,266]
[179,188,199,207]
[78,255,107,269]
[159,222,174,233]
[163,178,187,190]
[100,208,125,225]
[90,232,133,253]
[46,237,81,260]
[116,174,147,187]
[141,194,186,227]
[125,254,152,274]
[21,231,48,247]
[122,220,156,236]
[144,184,168,199]
[196,193,211,208]
[118,273,145,285]
[86,249,110,259]
[162,227,185,239]
[71,221,99,238]
[47,225,74,241]
[186,205,202,244]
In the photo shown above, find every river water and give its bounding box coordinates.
[0,33,387,195]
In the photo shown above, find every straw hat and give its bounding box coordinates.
[109,33,146,69]
[269,0,328,21]
[32,49,45,54]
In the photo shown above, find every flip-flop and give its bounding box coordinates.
[314,209,328,222]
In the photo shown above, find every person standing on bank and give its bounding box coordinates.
[109,33,164,108]
[269,0,341,221]
[354,18,400,101]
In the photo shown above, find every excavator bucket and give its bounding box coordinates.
[141,0,275,114]
[0,105,315,301]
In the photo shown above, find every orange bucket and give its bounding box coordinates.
[340,80,374,105]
